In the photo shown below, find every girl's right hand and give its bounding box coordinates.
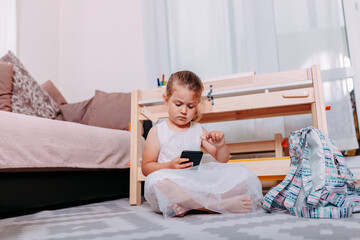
[170,155,193,169]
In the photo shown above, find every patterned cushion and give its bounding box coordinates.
[0,51,59,119]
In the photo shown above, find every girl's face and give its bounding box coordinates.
[164,85,200,128]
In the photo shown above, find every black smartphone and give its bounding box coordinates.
[180,150,203,166]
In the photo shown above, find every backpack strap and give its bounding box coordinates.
[283,164,303,209]
[263,128,306,212]
[288,206,354,218]
[283,128,309,209]
[344,178,360,213]
[301,138,323,206]
[262,162,299,211]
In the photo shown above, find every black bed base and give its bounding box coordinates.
[0,169,134,218]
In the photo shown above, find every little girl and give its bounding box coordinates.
[142,70,262,217]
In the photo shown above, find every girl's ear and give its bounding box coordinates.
[163,94,169,105]
[193,100,204,122]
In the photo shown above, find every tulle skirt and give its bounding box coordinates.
[144,162,263,218]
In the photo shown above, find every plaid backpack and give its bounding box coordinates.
[262,126,360,218]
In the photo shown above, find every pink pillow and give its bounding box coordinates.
[87,90,131,130]
[0,62,13,111]
[59,98,93,123]
[41,80,68,106]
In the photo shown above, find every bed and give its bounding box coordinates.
[0,51,151,216]
[0,110,147,216]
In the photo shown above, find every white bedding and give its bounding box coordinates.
[0,111,133,170]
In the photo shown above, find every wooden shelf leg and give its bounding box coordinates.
[311,65,328,134]
[130,90,142,206]
[274,133,283,158]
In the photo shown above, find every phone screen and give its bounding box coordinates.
[180,150,203,166]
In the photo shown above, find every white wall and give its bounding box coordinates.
[58,0,147,102]
[17,0,147,102]
[17,0,60,86]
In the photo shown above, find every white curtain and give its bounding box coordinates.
[0,0,17,56]
[142,0,284,144]
[142,0,358,150]
[142,0,248,83]
[273,0,358,150]
[166,0,233,79]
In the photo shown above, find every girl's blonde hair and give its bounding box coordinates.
[166,71,203,99]
[166,70,204,121]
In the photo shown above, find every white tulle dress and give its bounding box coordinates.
[144,121,263,217]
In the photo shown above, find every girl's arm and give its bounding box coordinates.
[141,126,193,176]
[201,127,230,163]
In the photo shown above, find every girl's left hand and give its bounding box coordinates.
[200,131,225,148]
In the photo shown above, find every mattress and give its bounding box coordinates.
[0,111,133,170]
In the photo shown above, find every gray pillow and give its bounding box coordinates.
[0,51,59,119]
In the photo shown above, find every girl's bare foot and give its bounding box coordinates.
[169,204,189,217]
[222,195,253,213]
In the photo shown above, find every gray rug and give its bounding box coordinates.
[1,198,360,240]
